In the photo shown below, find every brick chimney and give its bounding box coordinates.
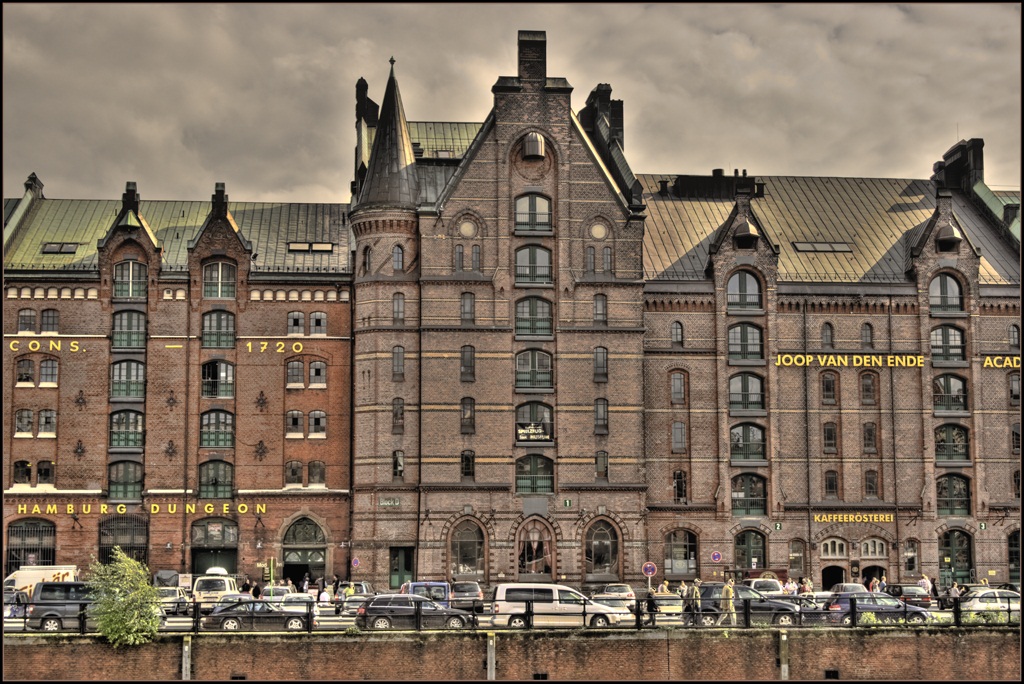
[122,181,140,213]
[518,30,546,81]
[212,182,228,219]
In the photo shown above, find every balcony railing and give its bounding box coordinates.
[935,443,969,461]
[515,370,553,389]
[931,344,966,361]
[109,430,144,448]
[111,331,146,349]
[198,483,233,499]
[515,474,554,494]
[933,393,967,411]
[202,331,236,348]
[108,483,143,500]
[729,392,765,410]
[110,381,145,398]
[113,279,147,299]
[728,344,763,360]
[727,293,762,308]
[202,381,235,398]
[730,442,766,460]
[515,317,553,336]
[937,497,971,515]
[731,497,767,516]
[514,212,552,232]
[930,296,964,313]
[515,265,553,284]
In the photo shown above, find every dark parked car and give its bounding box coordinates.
[450,581,485,612]
[26,581,94,631]
[695,582,801,626]
[883,584,933,609]
[200,600,315,631]
[996,582,1021,594]
[823,591,931,624]
[355,594,474,630]
[4,590,29,619]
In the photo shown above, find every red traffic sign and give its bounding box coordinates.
[711,551,722,563]
[642,561,658,577]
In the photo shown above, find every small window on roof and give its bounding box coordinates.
[435,150,452,159]
[287,242,312,252]
[792,242,853,253]
[310,243,334,252]
[42,243,80,254]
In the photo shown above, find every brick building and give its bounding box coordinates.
[4,30,1020,592]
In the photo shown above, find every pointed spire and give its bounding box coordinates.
[357,58,419,208]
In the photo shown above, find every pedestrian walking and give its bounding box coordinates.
[878,575,887,592]
[301,573,310,593]
[691,578,703,625]
[716,578,736,626]
[676,579,687,597]
[251,582,261,599]
[868,576,880,592]
[240,575,251,594]
[783,578,798,595]
[917,574,932,594]
[332,574,341,595]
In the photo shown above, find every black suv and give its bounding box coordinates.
[883,584,933,609]
[695,582,802,626]
[26,581,94,631]
[450,581,485,612]
[355,594,474,630]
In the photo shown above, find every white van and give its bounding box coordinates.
[489,583,622,628]
[4,565,79,599]
[191,567,238,613]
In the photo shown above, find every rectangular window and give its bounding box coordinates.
[593,348,608,382]
[38,410,57,436]
[594,399,608,435]
[393,347,405,382]
[288,312,305,335]
[40,360,58,385]
[825,471,839,497]
[673,471,687,503]
[461,451,475,480]
[461,293,475,325]
[671,373,685,404]
[595,451,609,480]
[862,423,877,453]
[823,423,838,452]
[461,399,476,434]
[460,346,475,382]
[865,470,878,497]
[471,245,481,272]
[393,451,405,480]
[860,375,876,405]
[593,295,607,325]
[41,310,59,333]
[672,421,687,452]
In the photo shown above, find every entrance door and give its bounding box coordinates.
[939,530,973,586]
[862,565,886,588]
[390,547,414,590]
[821,565,846,590]
[192,550,237,575]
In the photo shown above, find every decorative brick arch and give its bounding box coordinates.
[812,522,893,545]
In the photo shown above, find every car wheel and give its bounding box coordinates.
[508,615,528,629]
[41,618,62,631]
[221,618,242,631]
[773,613,794,626]
[840,614,853,626]
[371,616,392,630]
[445,616,465,630]
[907,614,925,624]
[699,614,717,627]
[285,617,305,631]
[590,615,610,628]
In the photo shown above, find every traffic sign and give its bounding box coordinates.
[642,561,658,577]
[352,557,360,568]
[711,551,722,563]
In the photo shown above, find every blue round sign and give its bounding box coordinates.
[642,561,658,577]
[711,551,722,563]
[352,558,360,568]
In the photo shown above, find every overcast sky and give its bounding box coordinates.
[3,3,1020,205]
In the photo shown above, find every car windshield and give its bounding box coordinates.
[157,589,179,597]
[196,579,226,591]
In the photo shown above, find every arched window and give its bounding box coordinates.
[283,518,326,582]
[39,359,58,385]
[594,398,609,434]
[729,373,764,410]
[310,312,327,336]
[593,346,608,382]
[1010,373,1020,406]
[201,311,235,348]
[285,410,303,436]
[461,398,476,434]
[821,537,847,558]
[471,245,481,271]
[514,194,552,232]
[287,311,305,335]
[18,309,36,333]
[821,323,834,349]
[585,520,620,577]
[450,520,485,578]
[731,474,766,515]
[1013,422,1021,455]
[861,537,888,558]
[734,530,766,569]
[929,273,964,312]
[931,325,965,361]
[904,539,919,573]
[730,423,765,460]
[392,398,404,433]
[933,374,967,412]
[821,371,837,404]
[860,372,877,405]
[99,514,149,566]
[461,450,475,481]
[309,361,326,387]
[285,460,303,484]
[110,361,145,398]
[460,345,475,381]
[728,323,763,359]
[41,309,59,334]
[199,460,233,498]
[112,311,146,349]
[515,350,553,389]
[515,297,552,336]
[515,454,554,493]
[593,294,608,325]
[865,469,879,497]
[937,474,971,515]
[203,262,236,298]
[727,270,762,309]
[37,461,55,485]
[516,402,553,443]
[515,246,552,284]
[362,246,372,274]
[5,519,56,575]
[935,424,969,461]
[602,246,613,273]
[308,410,326,436]
[671,321,684,347]
[202,361,234,398]
[392,245,404,272]
[392,293,405,325]
[286,360,304,386]
[517,518,554,577]
[939,529,974,586]
[200,410,234,447]
[454,244,464,271]
[666,530,698,576]
[37,410,55,436]
[113,260,147,298]
[108,461,143,500]
[392,450,405,480]
[1010,531,1020,583]
[461,292,475,325]
[392,346,405,381]
[109,410,144,447]
[825,469,840,497]
[1014,470,1021,500]
[671,372,686,404]
[16,359,34,384]
[13,461,31,484]
[15,410,33,435]
[308,460,326,485]
[1011,324,1021,350]
[861,323,874,349]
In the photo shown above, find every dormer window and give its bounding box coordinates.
[203,262,236,299]
[515,194,552,233]
[523,132,545,160]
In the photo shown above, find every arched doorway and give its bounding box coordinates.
[516,517,555,581]
[449,519,486,582]
[191,518,238,574]
[821,565,846,590]
[283,518,326,588]
[99,514,149,566]
[862,565,887,588]
[584,519,621,583]
[939,529,973,587]
[5,519,56,577]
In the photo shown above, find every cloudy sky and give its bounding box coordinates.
[3,3,1020,204]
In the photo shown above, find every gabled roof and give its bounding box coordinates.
[640,174,1021,286]
[3,197,350,275]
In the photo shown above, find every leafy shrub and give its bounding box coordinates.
[87,546,160,647]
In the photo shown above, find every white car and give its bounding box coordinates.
[741,578,785,596]
[281,593,320,616]
[155,586,190,615]
[960,589,1020,619]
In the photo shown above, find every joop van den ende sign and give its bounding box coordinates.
[774,354,925,367]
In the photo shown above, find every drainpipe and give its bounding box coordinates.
[887,296,902,581]
[348,270,357,581]
[802,300,813,577]
[180,268,192,572]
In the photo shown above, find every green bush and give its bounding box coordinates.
[87,546,160,647]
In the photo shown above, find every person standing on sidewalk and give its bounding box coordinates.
[716,579,737,626]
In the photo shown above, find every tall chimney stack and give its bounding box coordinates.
[518,30,547,81]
